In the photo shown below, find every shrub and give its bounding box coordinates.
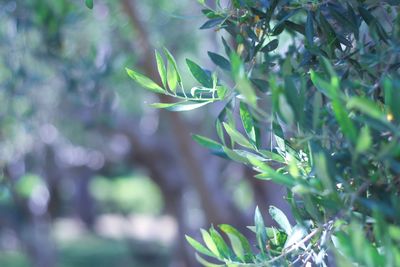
[126,0,400,266]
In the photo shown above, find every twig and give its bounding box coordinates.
[267,227,321,264]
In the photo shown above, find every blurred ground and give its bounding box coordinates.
[0,213,176,267]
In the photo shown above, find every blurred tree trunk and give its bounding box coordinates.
[5,161,57,267]
[120,0,250,265]
[121,0,244,225]
[71,167,96,228]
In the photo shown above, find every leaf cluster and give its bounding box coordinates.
[127,0,400,266]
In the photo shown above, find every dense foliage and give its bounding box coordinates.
[127,0,400,266]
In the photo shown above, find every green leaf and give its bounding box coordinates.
[247,154,296,188]
[239,102,256,142]
[200,18,224,29]
[258,150,286,163]
[209,226,231,259]
[311,72,357,142]
[383,77,400,121]
[312,149,334,192]
[126,68,165,94]
[155,50,167,89]
[332,97,358,143]
[261,39,279,52]
[356,126,372,153]
[192,135,222,151]
[312,92,323,130]
[85,0,93,9]
[217,85,228,99]
[223,147,250,164]
[310,70,335,99]
[230,53,257,106]
[358,6,375,25]
[223,122,253,148]
[186,59,213,88]
[320,57,337,79]
[328,5,357,36]
[254,207,267,256]
[219,224,252,262]
[221,36,232,57]
[195,254,224,267]
[284,76,303,124]
[150,101,211,111]
[163,48,181,93]
[318,11,339,56]
[254,172,295,187]
[269,206,292,235]
[284,225,307,249]
[347,97,386,122]
[208,52,231,71]
[305,11,314,45]
[201,229,220,257]
[186,235,215,258]
[284,21,305,35]
[278,94,295,125]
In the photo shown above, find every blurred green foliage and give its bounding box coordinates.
[0,235,168,267]
[90,175,163,214]
[0,0,208,266]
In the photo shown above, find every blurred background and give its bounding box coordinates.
[0,0,288,266]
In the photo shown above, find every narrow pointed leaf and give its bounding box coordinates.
[306,11,314,45]
[126,68,165,94]
[186,235,215,258]
[269,206,292,235]
[155,50,167,88]
[186,59,213,88]
[195,254,224,267]
[163,48,181,93]
[239,102,256,142]
[261,39,279,52]
[208,52,231,71]
[254,207,267,256]
[209,226,231,258]
[201,229,220,257]
[192,135,222,151]
[223,122,253,148]
[219,224,252,262]
[151,101,211,111]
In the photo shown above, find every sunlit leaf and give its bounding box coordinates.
[186,235,215,258]
[201,229,220,257]
[347,97,386,122]
[219,224,252,262]
[230,53,257,106]
[356,126,372,153]
[155,50,167,88]
[239,102,256,142]
[192,135,222,151]
[223,122,253,148]
[269,206,292,235]
[163,47,182,93]
[254,207,267,256]
[209,226,231,259]
[126,68,165,94]
[151,101,211,111]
